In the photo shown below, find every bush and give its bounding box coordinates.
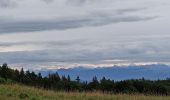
[18,93,29,99]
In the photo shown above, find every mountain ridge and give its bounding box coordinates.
[40,64,170,81]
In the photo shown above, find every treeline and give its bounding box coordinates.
[0,63,170,95]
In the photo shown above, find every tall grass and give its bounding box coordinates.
[0,84,169,100]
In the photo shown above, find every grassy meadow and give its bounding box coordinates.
[0,84,169,100]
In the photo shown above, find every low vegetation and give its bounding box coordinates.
[0,84,170,100]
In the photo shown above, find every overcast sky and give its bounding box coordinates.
[0,0,170,70]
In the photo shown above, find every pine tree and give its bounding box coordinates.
[19,68,25,83]
[67,75,71,82]
[1,63,8,80]
[76,76,80,83]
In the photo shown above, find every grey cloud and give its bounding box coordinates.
[0,40,87,47]
[0,0,17,8]
[1,38,170,68]
[0,44,169,68]
[0,13,157,34]
[42,0,54,4]
[66,0,110,6]
[66,0,87,5]
[116,8,146,15]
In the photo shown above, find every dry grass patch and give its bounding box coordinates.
[0,84,170,100]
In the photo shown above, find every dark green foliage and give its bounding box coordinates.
[100,77,114,93]
[18,93,29,99]
[0,63,169,95]
[87,76,100,91]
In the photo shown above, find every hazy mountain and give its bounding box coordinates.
[40,64,170,81]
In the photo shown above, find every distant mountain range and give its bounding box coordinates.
[40,64,170,81]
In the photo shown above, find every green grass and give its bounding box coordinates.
[0,84,170,100]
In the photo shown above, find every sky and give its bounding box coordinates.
[0,0,170,70]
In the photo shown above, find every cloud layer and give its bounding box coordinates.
[0,11,156,34]
[0,0,170,69]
